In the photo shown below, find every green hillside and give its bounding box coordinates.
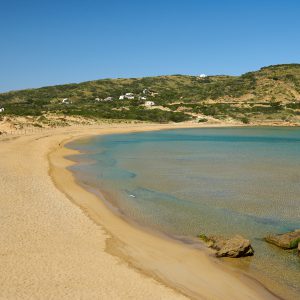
[1,64,300,124]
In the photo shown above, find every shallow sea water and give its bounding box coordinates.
[68,127,300,296]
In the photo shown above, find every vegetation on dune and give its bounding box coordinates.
[0,64,300,124]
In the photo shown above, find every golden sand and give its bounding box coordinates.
[0,123,279,299]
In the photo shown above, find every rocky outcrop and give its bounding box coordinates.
[198,234,254,258]
[265,229,300,249]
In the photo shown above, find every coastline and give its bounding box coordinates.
[49,123,280,299]
[0,122,289,299]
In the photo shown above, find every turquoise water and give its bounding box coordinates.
[68,127,300,296]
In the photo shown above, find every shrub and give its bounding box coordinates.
[269,101,283,110]
[240,117,250,124]
[198,118,208,123]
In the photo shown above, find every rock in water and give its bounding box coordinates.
[198,234,254,258]
[265,229,300,249]
[215,235,254,258]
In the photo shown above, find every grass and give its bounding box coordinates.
[0,64,300,124]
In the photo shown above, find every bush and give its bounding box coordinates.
[269,101,283,110]
[240,117,250,124]
[198,118,208,123]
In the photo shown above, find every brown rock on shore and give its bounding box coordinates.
[199,234,254,258]
[265,229,300,249]
[215,235,254,258]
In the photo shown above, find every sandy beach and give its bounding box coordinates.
[0,122,281,299]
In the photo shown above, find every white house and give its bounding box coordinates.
[95,97,100,102]
[199,74,207,78]
[0,107,4,113]
[119,95,125,100]
[104,97,113,101]
[145,101,155,107]
[62,98,71,104]
[125,93,135,100]
[139,96,147,100]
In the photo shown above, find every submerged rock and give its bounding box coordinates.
[198,234,254,258]
[265,229,300,249]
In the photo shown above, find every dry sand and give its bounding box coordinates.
[0,123,280,299]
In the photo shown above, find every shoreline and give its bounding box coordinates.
[48,123,281,299]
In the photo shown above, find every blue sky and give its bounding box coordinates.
[0,0,299,92]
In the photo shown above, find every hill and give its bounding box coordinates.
[0,64,300,128]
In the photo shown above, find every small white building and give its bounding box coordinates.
[62,98,71,104]
[199,74,207,78]
[139,96,147,100]
[95,97,100,102]
[119,95,125,100]
[125,93,135,100]
[145,101,155,107]
[0,107,4,113]
[104,97,113,101]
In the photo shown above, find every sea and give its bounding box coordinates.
[67,127,300,296]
